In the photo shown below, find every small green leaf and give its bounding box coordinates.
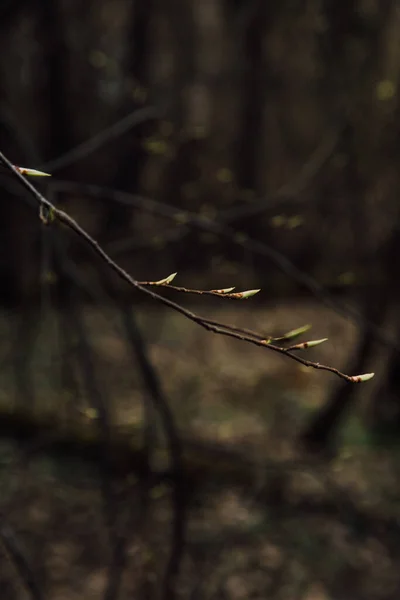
[282,324,312,340]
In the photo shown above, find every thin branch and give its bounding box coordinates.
[0,151,373,383]
[139,273,260,300]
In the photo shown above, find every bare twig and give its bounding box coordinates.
[139,273,260,300]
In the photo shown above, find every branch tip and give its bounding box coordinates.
[350,372,375,383]
[154,272,178,285]
[13,165,51,177]
[237,288,261,299]
[290,338,328,350]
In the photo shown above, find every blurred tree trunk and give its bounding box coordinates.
[300,0,400,456]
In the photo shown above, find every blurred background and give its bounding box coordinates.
[1,1,400,598]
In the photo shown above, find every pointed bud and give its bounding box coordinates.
[14,165,51,177]
[350,372,375,383]
[236,289,261,300]
[290,338,328,350]
[282,324,312,340]
[153,272,177,285]
[211,287,236,294]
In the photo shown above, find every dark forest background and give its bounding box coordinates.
[1,1,400,599]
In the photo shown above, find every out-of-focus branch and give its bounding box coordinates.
[40,106,161,173]
[220,127,342,221]
[0,514,43,600]
[50,178,400,354]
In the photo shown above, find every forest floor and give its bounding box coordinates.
[0,299,398,600]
